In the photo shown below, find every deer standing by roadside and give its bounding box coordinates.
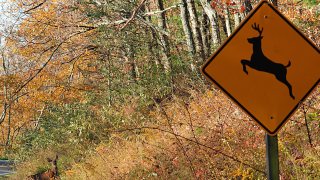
[241,23,295,99]
[27,155,59,180]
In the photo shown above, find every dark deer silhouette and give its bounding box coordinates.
[241,23,295,99]
[27,155,59,180]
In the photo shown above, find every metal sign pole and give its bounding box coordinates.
[265,134,279,180]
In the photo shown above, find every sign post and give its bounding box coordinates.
[266,1,279,179]
[266,135,279,180]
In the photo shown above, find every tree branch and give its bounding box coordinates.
[144,3,181,16]
[23,0,47,14]
[120,0,148,30]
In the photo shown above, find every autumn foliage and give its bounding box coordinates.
[0,0,319,179]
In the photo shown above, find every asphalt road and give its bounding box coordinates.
[0,169,13,176]
[0,160,15,176]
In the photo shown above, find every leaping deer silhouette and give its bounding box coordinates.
[241,23,295,99]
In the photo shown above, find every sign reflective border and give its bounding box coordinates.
[201,0,320,135]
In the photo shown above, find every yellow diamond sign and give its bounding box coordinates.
[201,0,320,135]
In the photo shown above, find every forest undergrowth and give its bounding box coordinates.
[10,86,320,179]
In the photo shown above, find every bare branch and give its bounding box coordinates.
[23,0,47,14]
[120,0,148,30]
[137,15,170,36]
[144,3,181,16]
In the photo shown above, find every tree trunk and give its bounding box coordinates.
[180,0,195,55]
[156,0,171,72]
[124,44,139,83]
[233,0,244,23]
[199,0,221,45]
[0,63,7,126]
[107,51,112,107]
[240,11,246,21]
[270,0,278,7]
[200,11,210,57]
[234,12,240,29]
[1,49,10,146]
[146,2,162,70]
[130,47,139,81]
[243,0,253,15]
[186,0,205,60]
[224,4,232,37]
[5,104,11,146]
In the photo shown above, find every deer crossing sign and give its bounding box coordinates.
[201,0,320,135]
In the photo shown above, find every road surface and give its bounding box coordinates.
[0,160,15,176]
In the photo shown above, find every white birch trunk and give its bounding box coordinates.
[180,0,195,55]
[234,12,240,29]
[186,0,205,60]
[199,0,221,45]
[224,5,232,37]
[156,0,171,72]
[146,3,162,69]
[200,11,210,57]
